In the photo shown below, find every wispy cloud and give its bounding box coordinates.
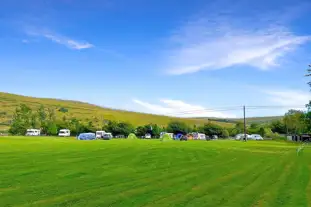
[164,2,311,75]
[264,89,311,108]
[132,99,236,118]
[25,27,93,50]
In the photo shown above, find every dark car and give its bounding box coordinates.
[180,135,188,141]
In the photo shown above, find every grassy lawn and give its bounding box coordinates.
[0,137,310,207]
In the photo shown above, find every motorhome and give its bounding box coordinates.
[192,133,206,140]
[58,129,70,137]
[26,129,40,136]
[96,131,106,138]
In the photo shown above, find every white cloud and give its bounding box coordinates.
[22,39,29,43]
[264,90,310,108]
[25,28,93,50]
[164,5,311,75]
[132,99,236,118]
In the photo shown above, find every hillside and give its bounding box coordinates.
[194,116,283,125]
[0,92,233,132]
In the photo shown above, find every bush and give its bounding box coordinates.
[221,129,229,138]
[127,133,137,140]
[160,134,173,141]
[58,107,69,113]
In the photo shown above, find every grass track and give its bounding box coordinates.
[0,137,310,207]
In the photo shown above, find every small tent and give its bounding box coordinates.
[77,133,96,140]
[127,133,138,140]
[160,133,173,141]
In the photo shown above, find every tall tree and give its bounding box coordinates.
[283,110,306,135]
[9,104,33,135]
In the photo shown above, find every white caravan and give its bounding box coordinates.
[145,133,151,139]
[235,134,250,140]
[58,129,70,137]
[26,129,41,136]
[96,131,106,138]
[192,133,206,140]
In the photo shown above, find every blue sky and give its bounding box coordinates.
[1,0,311,118]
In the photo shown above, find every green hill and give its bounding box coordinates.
[194,116,283,125]
[0,92,233,132]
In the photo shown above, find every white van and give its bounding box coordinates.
[250,134,263,140]
[96,131,106,138]
[235,134,250,140]
[58,129,70,137]
[102,133,113,140]
[192,133,206,140]
[26,129,40,136]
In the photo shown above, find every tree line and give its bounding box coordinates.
[8,103,311,139]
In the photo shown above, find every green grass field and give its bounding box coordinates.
[1,137,310,207]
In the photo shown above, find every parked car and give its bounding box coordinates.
[102,133,113,140]
[180,135,188,141]
[250,134,264,140]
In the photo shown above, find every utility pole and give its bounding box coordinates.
[243,105,246,142]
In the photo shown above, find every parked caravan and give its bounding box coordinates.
[144,133,151,139]
[77,133,96,140]
[96,131,106,138]
[58,129,70,137]
[192,133,206,140]
[26,129,40,136]
[235,134,250,140]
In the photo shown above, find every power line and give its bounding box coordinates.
[164,105,307,116]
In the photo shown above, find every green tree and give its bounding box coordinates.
[259,127,266,137]
[37,105,47,131]
[221,129,229,138]
[199,122,223,137]
[283,110,307,135]
[9,104,33,135]
[135,125,148,137]
[166,121,190,135]
[47,122,58,135]
[270,120,286,134]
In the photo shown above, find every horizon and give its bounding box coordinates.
[1,0,311,118]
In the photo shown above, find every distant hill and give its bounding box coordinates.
[0,92,234,132]
[194,116,283,125]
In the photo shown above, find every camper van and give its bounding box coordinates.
[102,133,113,140]
[192,133,206,140]
[235,134,250,140]
[58,129,70,137]
[96,131,106,138]
[26,129,40,136]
